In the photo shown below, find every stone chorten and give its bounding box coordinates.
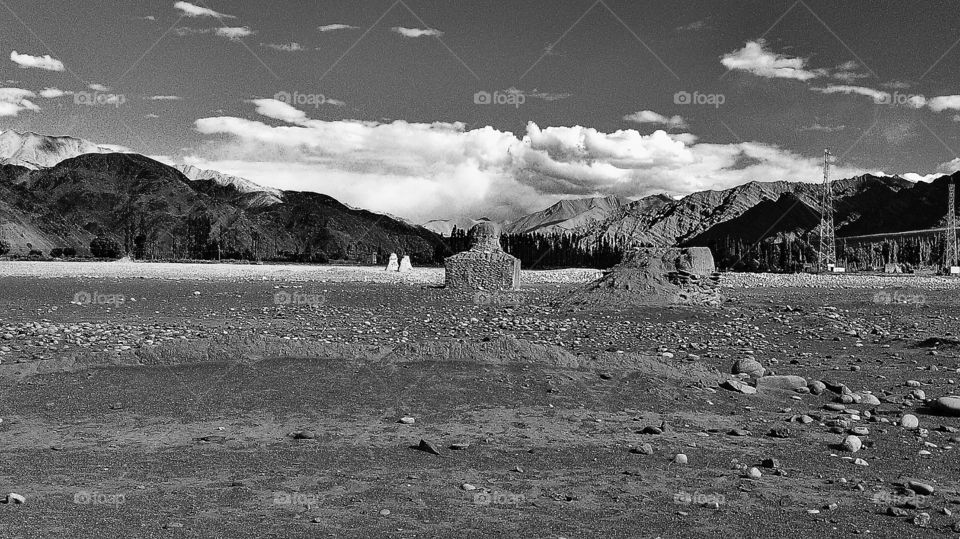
[444,222,520,290]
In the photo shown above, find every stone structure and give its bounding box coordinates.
[385,253,399,271]
[398,255,412,273]
[444,222,520,290]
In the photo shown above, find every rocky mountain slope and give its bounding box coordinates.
[504,195,638,235]
[174,164,283,208]
[421,217,491,237]
[0,153,445,261]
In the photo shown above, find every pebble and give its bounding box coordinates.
[913,512,931,528]
[4,493,25,504]
[746,467,762,479]
[630,443,654,455]
[398,417,416,425]
[379,509,391,516]
[461,483,477,491]
[901,414,920,429]
[841,435,862,453]
[674,454,688,464]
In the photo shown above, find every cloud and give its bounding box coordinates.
[391,27,443,38]
[0,87,40,116]
[39,87,71,98]
[831,61,869,83]
[9,51,65,71]
[215,26,254,39]
[928,95,960,112]
[148,95,183,100]
[262,42,304,52]
[720,40,820,80]
[936,158,960,175]
[799,122,846,132]
[187,100,866,222]
[173,1,234,18]
[623,110,688,129]
[318,24,357,32]
[88,83,111,92]
[134,15,157,21]
[676,20,707,32]
[175,26,254,40]
[881,80,911,90]
[812,85,889,103]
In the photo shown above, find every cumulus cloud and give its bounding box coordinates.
[173,1,234,18]
[720,40,820,80]
[215,26,254,39]
[88,83,111,92]
[928,95,960,112]
[623,110,688,129]
[262,42,304,52]
[318,24,357,32]
[0,87,40,116]
[9,51,65,71]
[39,87,71,98]
[391,27,443,38]
[186,99,866,222]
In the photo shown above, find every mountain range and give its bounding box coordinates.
[0,129,956,267]
[0,131,445,261]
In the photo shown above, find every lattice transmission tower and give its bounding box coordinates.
[947,178,958,271]
[817,149,837,271]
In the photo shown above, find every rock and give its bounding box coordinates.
[808,380,826,395]
[906,380,921,387]
[910,389,926,400]
[756,375,808,392]
[853,458,868,466]
[415,439,442,456]
[850,426,869,436]
[901,414,920,429]
[931,396,960,416]
[4,493,25,504]
[721,379,757,394]
[759,460,780,472]
[731,358,765,378]
[291,430,316,440]
[379,509,391,516]
[630,443,654,455]
[728,428,750,436]
[841,435,862,453]
[461,483,477,491]
[640,426,663,435]
[887,506,909,517]
[450,443,470,451]
[859,394,881,406]
[674,453,688,464]
[907,481,935,496]
[913,512,931,527]
[398,417,416,425]
[767,427,793,438]
[746,467,762,479]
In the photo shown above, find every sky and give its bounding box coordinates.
[1,0,959,223]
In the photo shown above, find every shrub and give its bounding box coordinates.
[0,240,9,255]
[90,236,123,258]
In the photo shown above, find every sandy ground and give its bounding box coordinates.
[1,264,960,537]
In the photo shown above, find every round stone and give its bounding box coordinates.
[932,396,960,416]
[674,453,688,464]
[841,435,862,452]
[901,414,920,429]
[731,358,765,378]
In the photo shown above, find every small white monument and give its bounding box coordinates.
[385,253,399,271]
[399,255,412,273]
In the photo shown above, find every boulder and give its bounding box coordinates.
[931,396,960,416]
[756,375,808,392]
[731,358,765,378]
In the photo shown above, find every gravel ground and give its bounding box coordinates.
[0,261,601,285]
